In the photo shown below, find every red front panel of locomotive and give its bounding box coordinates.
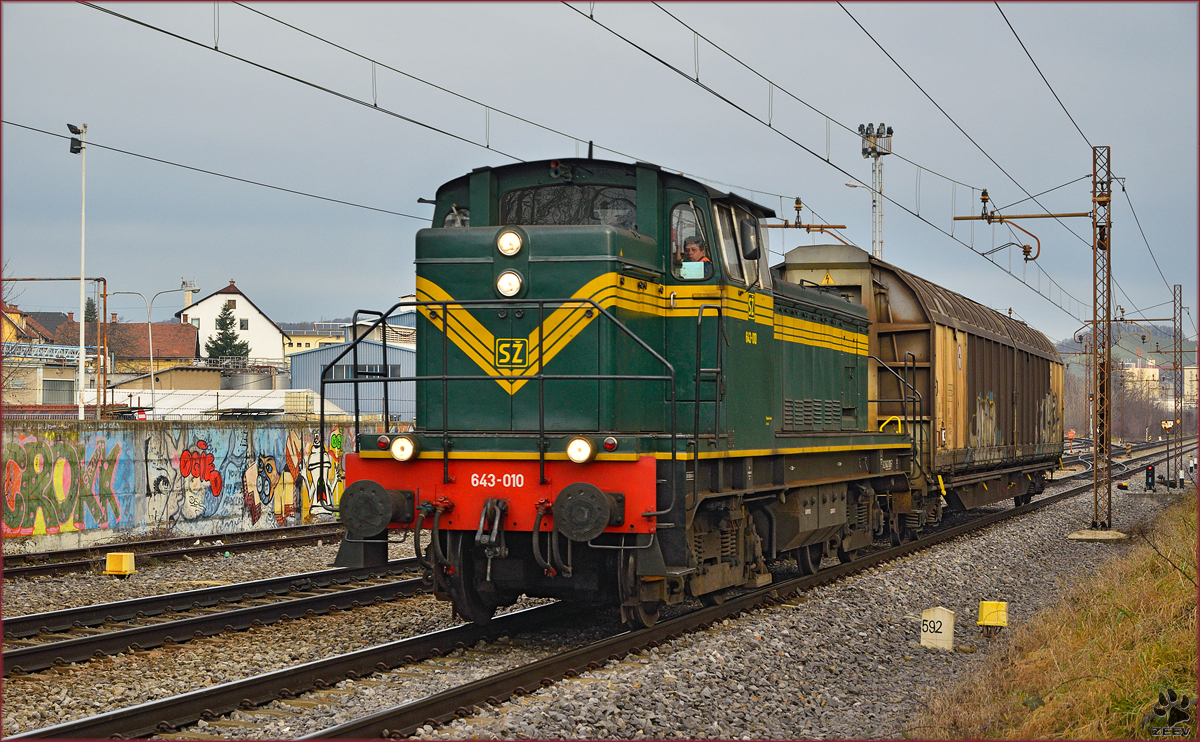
[345,454,659,533]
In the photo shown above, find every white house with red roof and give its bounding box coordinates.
[175,280,289,362]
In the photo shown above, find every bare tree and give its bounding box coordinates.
[1,257,31,404]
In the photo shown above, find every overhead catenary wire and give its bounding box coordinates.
[230,0,850,237]
[566,2,1088,322]
[3,119,430,220]
[79,2,526,162]
[989,3,1181,330]
[86,0,850,247]
[650,2,983,192]
[994,2,1092,148]
[995,174,1090,211]
[836,2,1174,323]
[1119,185,1175,296]
[837,3,1096,255]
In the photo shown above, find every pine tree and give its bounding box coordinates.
[205,302,251,358]
[84,296,97,322]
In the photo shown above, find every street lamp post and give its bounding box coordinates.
[68,123,87,419]
[113,279,198,419]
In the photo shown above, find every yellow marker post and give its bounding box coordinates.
[977,601,1008,637]
[102,552,137,576]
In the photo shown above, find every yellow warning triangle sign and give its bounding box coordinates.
[821,271,835,285]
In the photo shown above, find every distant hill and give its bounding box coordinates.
[278,317,352,331]
[1056,322,1196,366]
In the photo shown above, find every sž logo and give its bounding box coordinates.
[495,339,527,369]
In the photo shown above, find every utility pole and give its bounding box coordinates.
[1090,146,1113,529]
[69,122,88,419]
[1173,284,1183,484]
[954,148,1110,531]
[856,122,893,260]
[1117,291,1184,485]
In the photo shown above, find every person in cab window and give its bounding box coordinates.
[680,237,713,279]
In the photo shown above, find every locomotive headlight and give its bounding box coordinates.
[497,230,523,256]
[496,270,523,297]
[566,437,597,464]
[389,434,420,462]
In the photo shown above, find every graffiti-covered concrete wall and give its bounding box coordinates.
[2,421,351,553]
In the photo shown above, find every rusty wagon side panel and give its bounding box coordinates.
[781,244,1064,510]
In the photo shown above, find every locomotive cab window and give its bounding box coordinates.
[500,184,636,230]
[670,201,713,281]
[714,203,773,289]
[714,205,744,284]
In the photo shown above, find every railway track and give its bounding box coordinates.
[2,440,1172,582]
[15,444,1190,740]
[2,523,347,580]
[1056,439,1180,479]
[2,558,421,676]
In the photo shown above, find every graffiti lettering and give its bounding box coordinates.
[2,436,126,537]
[178,440,223,498]
[5,424,348,549]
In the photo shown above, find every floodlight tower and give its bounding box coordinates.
[857,122,893,260]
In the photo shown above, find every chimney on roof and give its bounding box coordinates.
[229,280,236,286]
[68,312,74,321]
[184,289,193,307]
[111,313,117,323]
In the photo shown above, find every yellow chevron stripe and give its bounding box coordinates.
[416,274,869,394]
[417,278,512,393]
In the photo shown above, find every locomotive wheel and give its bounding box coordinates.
[619,550,661,629]
[837,545,858,564]
[700,589,730,607]
[444,531,498,626]
[888,513,903,547]
[794,544,822,575]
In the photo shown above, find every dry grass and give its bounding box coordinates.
[913,491,1198,739]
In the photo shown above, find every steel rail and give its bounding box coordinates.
[11,445,1189,738]
[306,446,1192,740]
[4,575,426,676]
[3,558,418,639]
[3,523,344,566]
[3,524,347,579]
[7,603,579,740]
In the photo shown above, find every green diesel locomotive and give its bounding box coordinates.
[327,157,1060,628]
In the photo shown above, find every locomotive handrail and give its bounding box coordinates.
[319,297,682,529]
[691,304,725,514]
[867,352,926,481]
[903,351,927,481]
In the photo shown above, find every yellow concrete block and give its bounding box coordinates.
[977,601,1007,627]
[102,552,136,575]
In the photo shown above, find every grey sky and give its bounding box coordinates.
[4,2,1196,344]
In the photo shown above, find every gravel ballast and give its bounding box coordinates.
[2,472,1190,739]
[2,538,416,618]
[406,485,1188,740]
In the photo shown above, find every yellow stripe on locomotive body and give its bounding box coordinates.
[417,274,867,395]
